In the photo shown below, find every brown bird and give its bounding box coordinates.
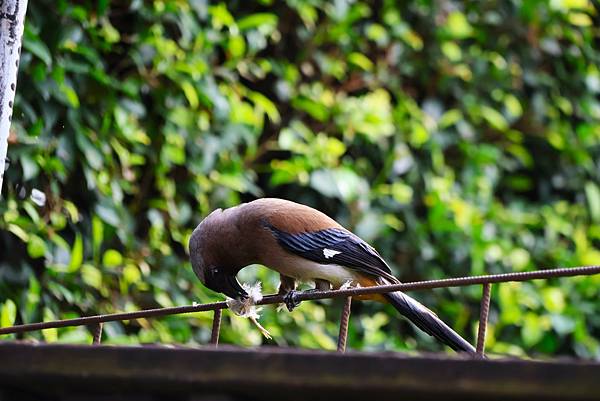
[189,198,475,353]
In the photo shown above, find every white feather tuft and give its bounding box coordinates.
[226,282,272,338]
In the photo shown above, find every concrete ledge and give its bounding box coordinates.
[0,342,599,400]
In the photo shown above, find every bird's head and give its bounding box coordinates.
[188,212,248,300]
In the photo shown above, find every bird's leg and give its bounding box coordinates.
[278,274,296,295]
[314,279,331,291]
[282,279,332,312]
[277,274,301,312]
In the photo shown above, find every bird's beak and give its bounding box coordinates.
[205,268,249,300]
[224,274,248,300]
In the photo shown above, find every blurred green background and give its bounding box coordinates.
[1,0,599,358]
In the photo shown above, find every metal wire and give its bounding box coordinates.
[337,297,352,352]
[0,265,598,337]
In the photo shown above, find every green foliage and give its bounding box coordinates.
[1,0,599,358]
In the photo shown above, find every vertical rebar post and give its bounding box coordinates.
[210,309,222,346]
[92,323,103,344]
[0,0,29,194]
[337,296,352,353]
[476,283,492,357]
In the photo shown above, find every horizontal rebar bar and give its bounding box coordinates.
[0,301,229,335]
[0,265,598,336]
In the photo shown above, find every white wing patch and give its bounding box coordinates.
[323,248,342,259]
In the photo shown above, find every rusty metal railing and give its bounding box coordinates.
[1,265,599,357]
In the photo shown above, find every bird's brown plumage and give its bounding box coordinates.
[251,198,344,234]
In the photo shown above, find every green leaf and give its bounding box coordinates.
[102,249,123,268]
[542,288,566,314]
[24,277,41,324]
[249,91,281,123]
[24,33,52,66]
[441,41,462,62]
[64,201,80,222]
[391,182,414,204]
[504,94,523,118]
[27,235,47,259]
[97,0,109,15]
[228,35,246,58]
[292,96,330,122]
[366,23,388,44]
[508,248,530,271]
[310,168,367,201]
[60,84,80,108]
[439,109,463,128]
[348,52,374,71]
[92,216,104,257]
[568,12,592,26]
[1,300,17,328]
[445,11,473,39]
[237,13,278,31]
[585,182,600,222]
[481,106,508,131]
[82,264,103,289]
[339,89,394,140]
[209,3,235,28]
[100,18,121,43]
[123,264,142,285]
[180,81,199,109]
[522,313,544,346]
[550,315,576,336]
[69,233,84,272]
[95,203,120,227]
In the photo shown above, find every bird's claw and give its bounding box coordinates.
[283,290,300,312]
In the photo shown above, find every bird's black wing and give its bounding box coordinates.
[266,224,396,281]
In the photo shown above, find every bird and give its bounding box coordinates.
[189,198,475,354]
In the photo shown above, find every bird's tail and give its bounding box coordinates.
[383,291,476,354]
